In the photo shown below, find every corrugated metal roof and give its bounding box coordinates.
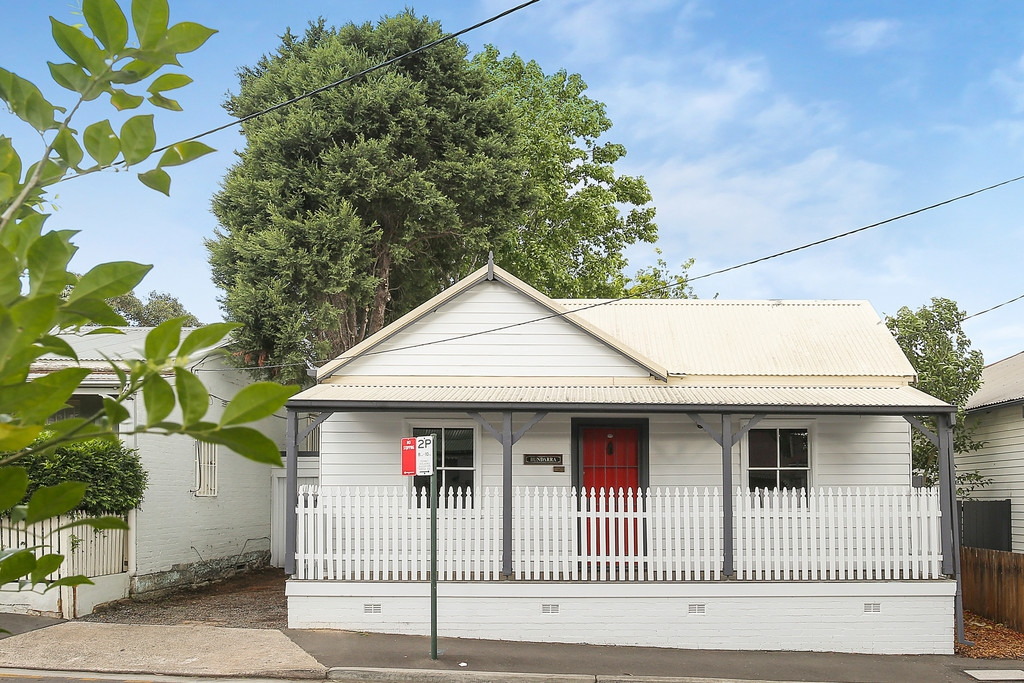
[290,382,948,411]
[557,299,914,378]
[966,350,1024,411]
[39,327,204,361]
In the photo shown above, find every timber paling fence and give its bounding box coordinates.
[961,546,1024,632]
[0,514,128,579]
[294,486,943,582]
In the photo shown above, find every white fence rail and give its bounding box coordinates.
[0,514,128,579]
[294,486,942,582]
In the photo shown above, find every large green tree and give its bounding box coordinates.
[885,297,987,493]
[0,0,295,597]
[109,289,201,326]
[207,13,663,383]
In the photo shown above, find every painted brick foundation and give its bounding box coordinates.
[287,580,956,655]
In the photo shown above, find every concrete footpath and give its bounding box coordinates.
[2,613,1024,682]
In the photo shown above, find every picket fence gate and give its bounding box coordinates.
[0,514,128,580]
[294,486,943,583]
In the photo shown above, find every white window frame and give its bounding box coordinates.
[405,420,480,506]
[741,421,814,492]
[194,440,218,497]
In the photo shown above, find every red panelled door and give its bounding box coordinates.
[581,427,641,559]
[581,427,640,492]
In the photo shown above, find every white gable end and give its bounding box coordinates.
[334,280,652,379]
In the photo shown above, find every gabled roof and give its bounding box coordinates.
[315,265,669,381]
[966,351,1024,411]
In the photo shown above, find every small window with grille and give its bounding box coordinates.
[194,440,218,497]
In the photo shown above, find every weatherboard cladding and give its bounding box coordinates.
[966,350,1024,411]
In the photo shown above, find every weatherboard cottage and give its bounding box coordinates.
[283,263,963,655]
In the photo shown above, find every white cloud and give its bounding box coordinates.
[991,54,1024,113]
[825,19,902,54]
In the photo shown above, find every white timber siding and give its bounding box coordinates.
[961,404,1024,552]
[286,580,955,655]
[123,365,283,590]
[319,412,912,489]
[333,281,652,378]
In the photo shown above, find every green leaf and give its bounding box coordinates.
[131,0,169,50]
[0,425,42,452]
[119,114,155,166]
[178,322,238,357]
[196,426,282,465]
[59,297,129,327]
[52,128,84,169]
[25,481,87,524]
[45,575,94,591]
[0,68,60,131]
[37,334,78,360]
[83,0,129,53]
[54,516,128,532]
[0,467,29,512]
[112,59,160,82]
[0,367,93,423]
[69,261,150,302]
[137,168,170,195]
[0,245,20,305]
[50,18,107,75]
[27,231,74,296]
[147,93,180,111]
[158,141,214,168]
[147,73,191,93]
[220,382,297,427]
[110,89,145,111]
[0,173,12,203]
[48,62,96,99]
[30,554,64,584]
[0,136,22,177]
[143,374,174,425]
[144,317,184,361]
[174,366,208,425]
[0,550,36,585]
[83,120,120,166]
[102,397,130,425]
[159,22,217,56]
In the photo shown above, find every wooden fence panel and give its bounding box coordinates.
[962,546,1024,632]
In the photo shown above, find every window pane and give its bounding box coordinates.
[748,429,777,468]
[779,429,809,467]
[443,428,474,468]
[442,469,474,496]
[779,470,808,490]
[748,470,777,491]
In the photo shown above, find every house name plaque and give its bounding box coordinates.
[524,454,563,465]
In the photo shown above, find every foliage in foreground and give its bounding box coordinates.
[0,0,295,597]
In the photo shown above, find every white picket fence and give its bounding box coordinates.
[0,514,128,579]
[294,486,942,582]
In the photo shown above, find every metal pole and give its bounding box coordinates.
[502,411,513,577]
[936,415,954,576]
[430,436,438,660]
[721,414,734,578]
[284,409,298,576]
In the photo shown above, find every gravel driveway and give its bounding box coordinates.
[81,567,287,629]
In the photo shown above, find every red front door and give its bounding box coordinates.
[582,427,640,492]
[581,427,641,560]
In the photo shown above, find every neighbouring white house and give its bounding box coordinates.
[958,351,1024,551]
[282,262,965,655]
[1,328,284,618]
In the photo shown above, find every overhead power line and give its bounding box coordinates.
[963,293,1024,321]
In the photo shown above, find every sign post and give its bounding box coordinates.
[403,435,438,659]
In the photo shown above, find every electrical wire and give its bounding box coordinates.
[962,293,1024,322]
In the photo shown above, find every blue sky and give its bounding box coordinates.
[3,1,1023,364]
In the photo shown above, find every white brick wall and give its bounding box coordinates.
[287,580,955,655]
[123,356,284,582]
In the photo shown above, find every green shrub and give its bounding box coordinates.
[16,438,148,516]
